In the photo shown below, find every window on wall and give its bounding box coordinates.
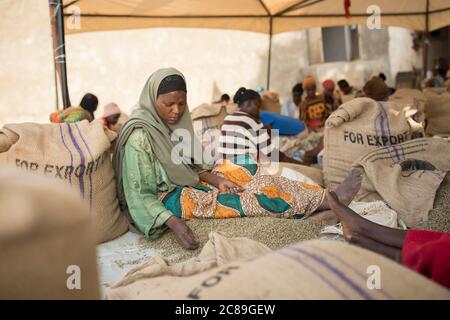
[307,25,360,64]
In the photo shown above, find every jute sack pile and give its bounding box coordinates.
[423,88,450,136]
[106,234,450,300]
[0,170,99,299]
[260,91,281,113]
[389,88,427,125]
[323,97,424,187]
[0,120,128,243]
[355,137,450,226]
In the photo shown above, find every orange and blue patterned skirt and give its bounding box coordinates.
[159,156,325,220]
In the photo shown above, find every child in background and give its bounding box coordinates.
[300,76,328,131]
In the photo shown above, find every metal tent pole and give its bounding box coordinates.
[49,0,71,109]
[422,0,430,80]
[267,17,273,90]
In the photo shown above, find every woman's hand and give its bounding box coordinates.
[199,171,244,193]
[165,216,198,250]
[216,178,244,194]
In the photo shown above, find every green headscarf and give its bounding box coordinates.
[113,68,210,212]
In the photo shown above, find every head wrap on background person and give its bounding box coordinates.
[113,68,211,212]
[363,76,389,101]
[322,79,335,91]
[102,103,121,118]
[303,76,316,87]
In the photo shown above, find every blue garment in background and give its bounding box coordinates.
[259,111,305,136]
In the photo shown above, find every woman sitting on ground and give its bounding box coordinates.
[113,68,363,250]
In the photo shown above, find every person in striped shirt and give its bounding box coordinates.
[218,87,302,165]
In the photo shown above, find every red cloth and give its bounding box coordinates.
[344,0,351,18]
[402,230,450,290]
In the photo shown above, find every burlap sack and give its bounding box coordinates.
[323,97,423,187]
[341,94,355,103]
[261,91,281,113]
[0,170,100,299]
[356,138,450,226]
[106,237,450,300]
[106,232,270,297]
[0,127,17,152]
[389,88,427,125]
[423,88,450,136]
[191,102,238,127]
[0,120,128,243]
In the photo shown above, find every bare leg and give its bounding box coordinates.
[351,233,403,263]
[326,190,408,249]
[317,168,363,211]
[165,216,199,250]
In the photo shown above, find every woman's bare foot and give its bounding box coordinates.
[325,190,365,242]
[333,168,363,205]
[165,216,199,250]
[306,210,339,225]
[327,190,408,250]
[317,168,362,211]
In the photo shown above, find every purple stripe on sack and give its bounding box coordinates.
[379,102,400,161]
[374,105,394,162]
[307,245,393,300]
[373,110,382,143]
[381,103,401,160]
[287,247,374,300]
[279,251,350,299]
[74,123,94,210]
[379,108,397,161]
[66,123,85,198]
[59,125,73,186]
[373,104,382,137]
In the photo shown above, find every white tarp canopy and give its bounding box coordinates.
[63,0,450,35]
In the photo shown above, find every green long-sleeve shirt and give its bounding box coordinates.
[122,129,174,240]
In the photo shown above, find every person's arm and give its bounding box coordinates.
[122,131,173,240]
[199,171,244,193]
[279,151,303,165]
[299,100,307,122]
